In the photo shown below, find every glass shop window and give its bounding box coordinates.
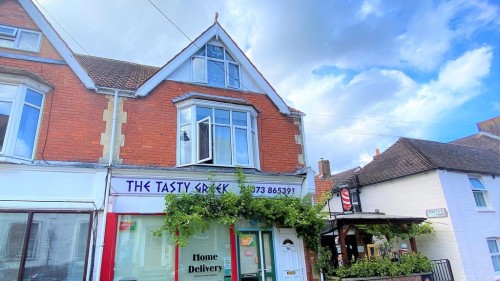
[114,215,175,281]
[178,223,232,281]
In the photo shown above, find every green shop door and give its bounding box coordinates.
[237,231,276,281]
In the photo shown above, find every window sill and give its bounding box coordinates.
[476,207,495,213]
[0,155,34,165]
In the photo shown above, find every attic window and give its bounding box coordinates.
[192,44,240,89]
[0,25,41,53]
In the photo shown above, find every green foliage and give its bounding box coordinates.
[313,246,335,276]
[358,222,434,242]
[154,168,326,250]
[334,253,432,278]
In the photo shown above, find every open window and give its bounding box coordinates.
[177,99,259,168]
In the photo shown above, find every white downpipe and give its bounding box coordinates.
[300,115,308,166]
[108,89,119,166]
[94,90,119,280]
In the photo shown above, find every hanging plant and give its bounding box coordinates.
[154,168,326,250]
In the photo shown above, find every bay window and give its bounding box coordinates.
[192,43,240,89]
[0,78,49,162]
[177,100,259,168]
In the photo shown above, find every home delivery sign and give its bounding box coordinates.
[111,177,301,198]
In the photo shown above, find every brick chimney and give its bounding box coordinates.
[317,158,331,179]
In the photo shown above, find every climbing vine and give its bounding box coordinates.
[154,168,326,250]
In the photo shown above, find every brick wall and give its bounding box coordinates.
[314,176,334,203]
[120,80,304,173]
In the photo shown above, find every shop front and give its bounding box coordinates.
[100,170,311,281]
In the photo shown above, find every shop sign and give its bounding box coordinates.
[426,208,448,218]
[111,177,301,198]
[341,188,352,211]
[119,221,136,231]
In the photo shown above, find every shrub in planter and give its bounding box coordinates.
[334,253,432,278]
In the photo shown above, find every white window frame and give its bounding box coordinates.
[0,75,49,163]
[0,24,42,53]
[487,238,500,274]
[468,176,490,209]
[191,43,241,89]
[176,99,259,169]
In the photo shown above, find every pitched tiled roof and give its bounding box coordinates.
[332,167,360,190]
[74,54,159,91]
[451,133,500,155]
[357,137,500,186]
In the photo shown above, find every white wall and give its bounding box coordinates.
[358,171,467,281]
[0,164,106,210]
[439,170,500,281]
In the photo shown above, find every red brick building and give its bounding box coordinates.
[1,1,315,280]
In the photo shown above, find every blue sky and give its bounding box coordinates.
[36,0,500,173]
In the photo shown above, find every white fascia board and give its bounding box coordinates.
[136,26,218,97]
[136,24,291,115]
[216,26,290,115]
[18,0,96,89]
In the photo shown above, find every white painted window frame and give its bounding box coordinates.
[0,24,42,53]
[468,176,490,209]
[190,43,241,89]
[176,99,259,169]
[0,76,49,163]
[487,238,500,274]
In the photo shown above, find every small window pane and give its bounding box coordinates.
[0,101,13,151]
[198,118,211,162]
[0,213,29,280]
[493,256,500,272]
[0,38,15,49]
[214,125,231,165]
[235,128,249,165]
[228,63,240,88]
[180,107,191,124]
[14,104,40,159]
[192,57,206,83]
[473,191,486,207]
[179,124,192,165]
[0,83,19,99]
[196,107,212,121]
[207,44,224,59]
[232,111,247,126]
[469,178,485,190]
[22,213,91,281]
[215,109,230,124]
[225,50,235,62]
[194,46,205,56]
[207,60,225,87]
[25,89,43,107]
[488,240,499,253]
[0,25,18,37]
[18,31,40,52]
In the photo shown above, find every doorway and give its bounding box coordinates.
[237,231,276,281]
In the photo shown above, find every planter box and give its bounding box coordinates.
[328,272,433,281]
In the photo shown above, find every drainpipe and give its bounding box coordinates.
[300,114,308,166]
[108,89,120,166]
[93,89,119,280]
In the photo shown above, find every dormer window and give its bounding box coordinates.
[176,99,259,168]
[192,44,240,89]
[0,25,42,53]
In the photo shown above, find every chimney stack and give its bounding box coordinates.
[318,158,331,179]
[373,148,380,159]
